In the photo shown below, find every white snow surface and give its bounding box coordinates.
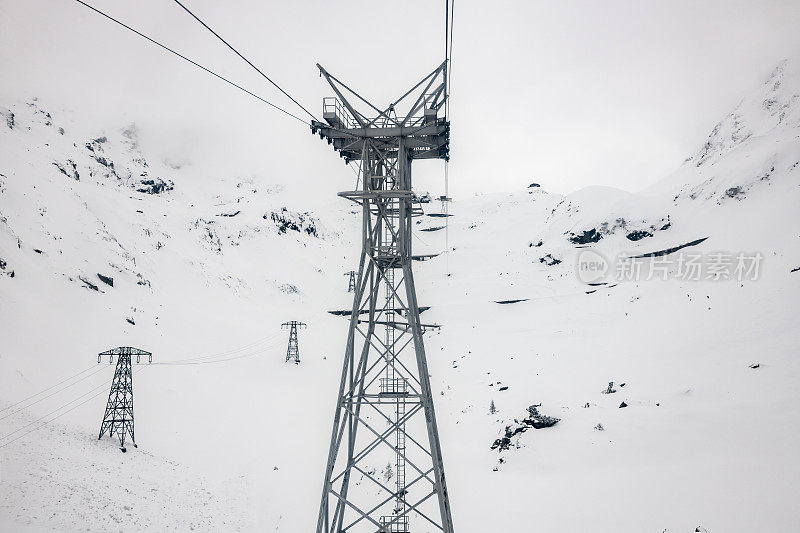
[1,61,799,532]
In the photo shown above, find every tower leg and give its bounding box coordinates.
[316,141,454,532]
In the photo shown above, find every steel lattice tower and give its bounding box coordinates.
[345,270,357,292]
[283,321,307,363]
[98,346,151,449]
[311,62,453,533]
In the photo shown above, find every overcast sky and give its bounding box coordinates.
[2,0,799,201]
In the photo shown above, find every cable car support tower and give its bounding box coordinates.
[312,62,453,533]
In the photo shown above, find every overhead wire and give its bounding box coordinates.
[444,0,455,274]
[0,365,107,422]
[0,364,97,413]
[70,0,310,125]
[0,366,148,449]
[155,332,284,365]
[171,0,320,123]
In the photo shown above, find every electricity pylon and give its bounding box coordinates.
[345,270,356,292]
[97,346,151,450]
[311,62,453,533]
[282,321,307,363]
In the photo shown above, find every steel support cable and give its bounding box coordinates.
[70,0,309,125]
[171,0,320,122]
[0,372,118,444]
[162,332,284,364]
[154,334,285,365]
[0,365,107,422]
[0,364,97,413]
[0,366,148,449]
[152,344,277,366]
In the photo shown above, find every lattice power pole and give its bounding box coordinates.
[97,346,151,451]
[311,62,453,533]
[282,321,307,363]
[345,270,356,292]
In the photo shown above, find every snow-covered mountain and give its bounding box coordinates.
[1,59,799,532]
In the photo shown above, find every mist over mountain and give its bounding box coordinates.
[1,46,799,533]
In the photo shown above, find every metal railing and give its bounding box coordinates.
[380,515,409,532]
[322,94,441,130]
[322,96,356,128]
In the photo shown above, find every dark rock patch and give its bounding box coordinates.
[569,228,602,244]
[626,230,653,241]
[539,254,561,266]
[265,208,318,237]
[724,186,744,200]
[52,160,79,181]
[97,273,114,287]
[490,405,560,451]
[629,236,709,259]
[137,178,173,195]
[79,276,99,291]
[494,298,528,304]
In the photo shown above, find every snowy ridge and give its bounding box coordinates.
[1,60,800,533]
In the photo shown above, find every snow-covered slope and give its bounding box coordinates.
[419,60,800,533]
[0,98,360,531]
[2,60,799,533]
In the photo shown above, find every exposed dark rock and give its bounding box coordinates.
[725,186,744,199]
[6,111,14,129]
[499,386,509,391]
[569,228,602,244]
[525,405,560,428]
[528,182,540,188]
[52,160,79,181]
[629,236,709,259]
[94,156,113,168]
[126,317,135,325]
[137,178,174,195]
[749,363,760,369]
[33,249,43,254]
[79,276,98,291]
[0,258,5,270]
[626,230,653,241]
[265,208,318,237]
[218,211,241,217]
[494,298,529,304]
[490,405,560,450]
[539,254,561,266]
[619,401,628,408]
[97,273,114,287]
[790,266,799,273]
[601,382,616,394]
